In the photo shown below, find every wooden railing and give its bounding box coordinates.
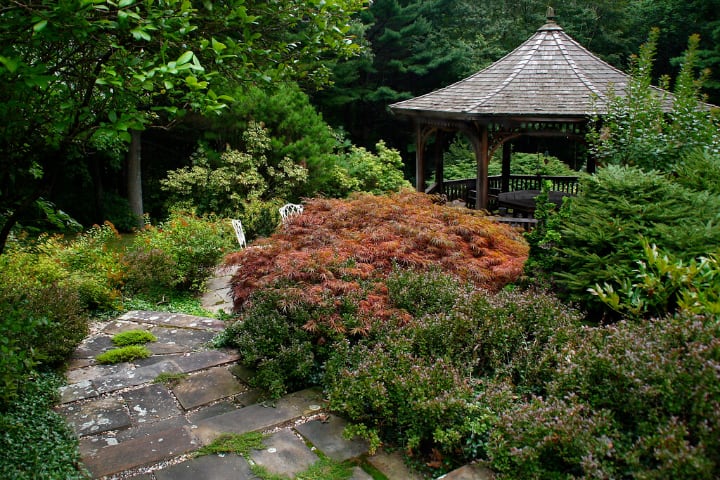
[432,175,580,204]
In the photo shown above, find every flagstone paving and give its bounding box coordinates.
[56,267,493,479]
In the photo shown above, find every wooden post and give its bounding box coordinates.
[415,123,426,192]
[501,142,511,192]
[478,126,489,210]
[433,131,448,195]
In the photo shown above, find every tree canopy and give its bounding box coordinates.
[0,0,365,253]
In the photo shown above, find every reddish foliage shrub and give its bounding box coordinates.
[226,191,528,333]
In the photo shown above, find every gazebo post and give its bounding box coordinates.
[415,123,426,192]
[473,125,489,210]
[501,142,511,192]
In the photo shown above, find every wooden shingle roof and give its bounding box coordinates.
[390,17,647,120]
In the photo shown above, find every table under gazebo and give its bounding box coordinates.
[389,7,672,214]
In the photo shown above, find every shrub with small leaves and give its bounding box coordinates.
[546,312,720,476]
[550,165,720,319]
[487,395,619,479]
[129,210,235,292]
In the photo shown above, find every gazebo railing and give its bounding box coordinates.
[429,175,580,205]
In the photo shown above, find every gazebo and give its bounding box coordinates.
[389,8,655,210]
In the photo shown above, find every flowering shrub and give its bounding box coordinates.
[128,210,235,292]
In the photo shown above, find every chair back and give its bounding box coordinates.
[279,203,303,222]
[231,219,246,248]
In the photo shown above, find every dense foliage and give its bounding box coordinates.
[587,30,720,171]
[538,165,720,319]
[220,191,529,397]
[0,0,365,252]
[437,136,581,182]
[0,373,86,480]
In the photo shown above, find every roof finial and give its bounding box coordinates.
[546,6,556,22]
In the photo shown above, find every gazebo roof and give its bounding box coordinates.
[390,14,662,121]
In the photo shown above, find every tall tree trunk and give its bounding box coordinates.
[127,129,144,228]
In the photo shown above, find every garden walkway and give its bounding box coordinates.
[56,267,493,480]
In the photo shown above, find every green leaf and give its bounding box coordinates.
[176,51,194,66]
[32,20,48,33]
[118,0,135,7]
[131,28,151,41]
[211,38,227,53]
[0,56,19,73]
[108,110,117,122]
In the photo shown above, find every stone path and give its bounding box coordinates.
[56,268,493,480]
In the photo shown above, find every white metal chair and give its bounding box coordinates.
[231,219,246,248]
[279,203,303,222]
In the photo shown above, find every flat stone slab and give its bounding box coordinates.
[439,464,496,480]
[81,425,197,478]
[154,454,253,480]
[192,388,324,446]
[186,401,240,423]
[118,311,226,331]
[172,349,240,373]
[295,414,369,462]
[71,335,114,359]
[57,397,131,437]
[172,366,246,410]
[149,327,216,351]
[94,359,182,395]
[115,416,191,443]
[123,384,181,424]
[59,380,98,404]
[66,362,134,385]
[366,449,424,480]
[250,429,319,478]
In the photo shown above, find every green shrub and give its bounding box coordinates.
[112,330,157,346]
[386,266,468,317]
[96,345,152,364]
[587,30,720,172]
[325,339,483,468]
[674,148,720,195]
[161,123,308,219]
[439,136,580,182]
[487,395,618,479]
[39,222,124,311]
[0,300,42,409]
[325,287,584,470]
[545,312,720,476]
[550,165,720,319]
[590,240,720,319]
[129,210,234,292]
[219,289,320,398]
[121,247,178,295]
[0,280,88,373]
[0,372,86,479]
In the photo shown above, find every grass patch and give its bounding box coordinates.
[296,457,355,480]
[153,372,188,387]
[96,345,152,364]
[123,293,213,317]
[112,329,157,346]
[195,432,266,457]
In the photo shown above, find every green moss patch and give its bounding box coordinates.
[111,329,157,346]
[96,345,152,364]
